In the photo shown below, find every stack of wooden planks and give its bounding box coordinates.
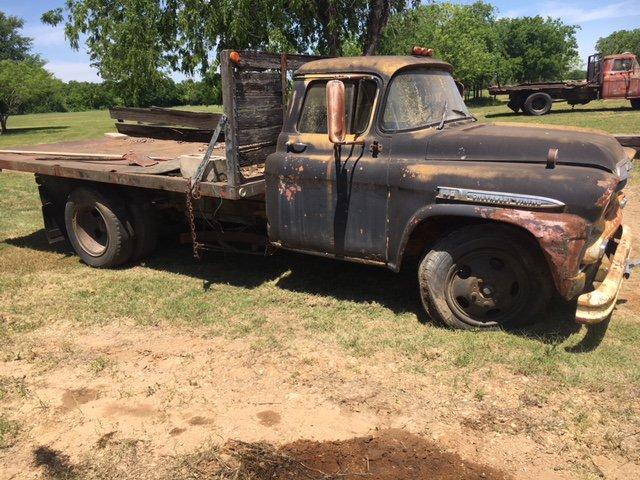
[109,106,224,143]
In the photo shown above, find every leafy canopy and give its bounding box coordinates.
[381,3,579,89]
[0,60,63,132]
[0,11,38,62]
[495,16,579,83]
[596,29,640,58]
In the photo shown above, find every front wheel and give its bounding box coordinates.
[418,224,551,330]
[631,98,640,109]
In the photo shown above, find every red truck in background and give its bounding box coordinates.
[489,52,640,115]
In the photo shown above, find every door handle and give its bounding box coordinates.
[286,141,307,153]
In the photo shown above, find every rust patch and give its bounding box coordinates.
[596,177,618,208]
[278,174,303,202]
[481,208,589,298]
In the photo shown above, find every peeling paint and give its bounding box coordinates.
[481,208,589,298]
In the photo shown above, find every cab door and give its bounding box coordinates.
[603,57,633,98]
[265,76,390,261]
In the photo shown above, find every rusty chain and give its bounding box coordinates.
[185,181,203,260]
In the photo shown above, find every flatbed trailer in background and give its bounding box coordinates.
[489,52,640,115]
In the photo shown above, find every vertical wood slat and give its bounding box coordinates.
[221,51,240,189]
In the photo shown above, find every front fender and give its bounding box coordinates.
[391,204,591,299]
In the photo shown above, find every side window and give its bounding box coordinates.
[612,59,632,71]
[297,79,377,134]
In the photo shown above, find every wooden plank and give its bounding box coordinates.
[614,134,640,148]
[109,107,222,129]
[236,95,283,110]
[236,106,283,129]
[0,149,124,160]
[115,123,219,143]
[238,144,276,167]
[236,72,282,93]
[237,125,282,146]
[232,50,325,71]
[221,50,240,189]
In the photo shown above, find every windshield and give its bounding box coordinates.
[382,70,471,131]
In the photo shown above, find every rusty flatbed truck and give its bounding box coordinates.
[0,49,635,330]
[489,52,640,115]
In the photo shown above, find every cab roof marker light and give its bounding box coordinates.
[412,46,434,57]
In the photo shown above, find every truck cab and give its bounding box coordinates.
[267,51,633,330]
[601,52,640,103]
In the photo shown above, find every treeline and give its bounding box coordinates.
[28,76,222,114]
[379,4,581,98]
[2,2,640,120]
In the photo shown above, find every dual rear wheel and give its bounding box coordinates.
[64,187,158,268]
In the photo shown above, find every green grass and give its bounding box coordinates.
[470,97,639,134]
[1,167,639,397]
[0,105,222,149]
[0,414,19,448]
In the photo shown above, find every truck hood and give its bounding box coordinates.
[426,122,626,173]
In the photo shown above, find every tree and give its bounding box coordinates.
[380,2,503,98]
[43,0,413,100]
[0,11,37,62]
[495,16,579,82]
[0,60,63,133]
[596,29,640,58]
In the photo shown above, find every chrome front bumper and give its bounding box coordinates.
[576,224,632,324]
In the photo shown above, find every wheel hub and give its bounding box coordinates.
[73,207,109,257]
[446,248,529,324]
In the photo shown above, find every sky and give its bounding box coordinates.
[0,0,638,82]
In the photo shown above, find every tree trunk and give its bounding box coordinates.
[0,115,7,134]
[363,0,391,56]
[317,0,342,55]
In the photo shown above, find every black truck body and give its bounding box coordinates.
[0,50,634,332]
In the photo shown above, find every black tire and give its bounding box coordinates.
[523,92,553,116]
[418,224,551,330]
[127,195,159,262]
[64,187,134,267]
[631,98,640,109]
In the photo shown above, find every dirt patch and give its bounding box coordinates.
[103,402,156,417]
[188,415,213,426]
[256,410,281,427]
[60,387,99,412]
[185,429,511,480]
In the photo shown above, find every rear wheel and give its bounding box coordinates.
[631,98,640,109]
[418,224,551,330]
[65,187,134,267]
[523,92,553,116]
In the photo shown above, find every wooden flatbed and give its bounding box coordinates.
[0,136,266,199]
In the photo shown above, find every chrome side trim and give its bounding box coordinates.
[436,186,565,210]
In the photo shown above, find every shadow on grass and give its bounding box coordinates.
[485,105,635,119]
[1,125,69,135]
[7,228,599,350]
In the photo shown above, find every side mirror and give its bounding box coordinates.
[326,80,346,144]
